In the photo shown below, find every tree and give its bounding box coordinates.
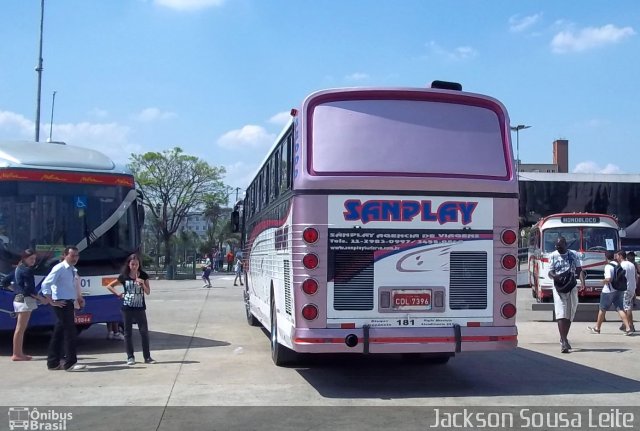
[129,147,225,278]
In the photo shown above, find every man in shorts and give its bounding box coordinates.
[588,250,633,336]
[548,237,586,353]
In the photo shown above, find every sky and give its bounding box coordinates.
[1,0,639,193]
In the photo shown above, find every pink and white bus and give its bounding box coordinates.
[235,82,519,365]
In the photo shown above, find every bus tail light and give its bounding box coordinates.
[501,278,517,294]
[501,229,517,245]
[501,303,517,319]
[302,253,318,269]
[501,254,517,270]
[302,278,318,295]
[302,304,318,321]
[303,227,319,244]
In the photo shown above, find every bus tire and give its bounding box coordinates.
[270,294,296,366]
[244,287,260,327]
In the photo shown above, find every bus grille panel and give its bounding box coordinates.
[584,269,604,280]
[449,251,488,310]
[332,251,374,311]
[284,260,292,315]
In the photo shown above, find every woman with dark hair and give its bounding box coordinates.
[104,254,155,365]
[11,249,48,361]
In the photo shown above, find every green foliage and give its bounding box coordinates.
[129,147,226,274]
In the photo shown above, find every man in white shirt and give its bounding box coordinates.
[617,251,637,332]
[588,250,632,335]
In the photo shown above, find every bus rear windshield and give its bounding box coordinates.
[310,99,508,178]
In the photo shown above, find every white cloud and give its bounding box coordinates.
[551,24,636,53]
[51,121,138,163]
[426,41,478,61]
[154,0,225,11]
[345,72,370,81]
[0,110,34,137]
[509,13,542,32]
[268,111,291,126]
[217,125,275,150]
[0,109,140,164]
[573,161,623,174]
[222,160,259,190]
[133,107,177,122]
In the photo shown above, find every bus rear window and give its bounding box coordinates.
[310,99,508,178]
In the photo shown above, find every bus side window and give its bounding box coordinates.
[280,132,292,193]
[264,163,270,207]
[272,148,280,200]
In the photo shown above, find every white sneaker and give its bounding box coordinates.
[127,357,136,366]
[114,332,125,341]
[106,331,114,340]
[65,364,87,372]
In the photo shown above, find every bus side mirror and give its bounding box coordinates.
[231,210,240,233]
[619,229,626,238]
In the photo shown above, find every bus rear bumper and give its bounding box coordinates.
[291,325,517,354]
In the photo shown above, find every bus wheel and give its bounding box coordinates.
[244,286,259,327]
[270,295,296,366]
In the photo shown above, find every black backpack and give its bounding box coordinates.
[608,263,628,291]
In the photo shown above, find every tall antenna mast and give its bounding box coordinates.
[35,0,45,142]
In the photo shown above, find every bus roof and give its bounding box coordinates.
[0,140,129,173]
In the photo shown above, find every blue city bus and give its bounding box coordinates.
[0,141,144,331]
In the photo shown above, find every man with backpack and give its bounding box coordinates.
[588,250,633,336]
[617,250,637,333]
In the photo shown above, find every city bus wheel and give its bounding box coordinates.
[270,295,296,366]
[244,286,260,327]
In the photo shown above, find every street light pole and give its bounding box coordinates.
[510,124,531,175]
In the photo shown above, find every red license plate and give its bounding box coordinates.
[74,314,92,324]
[392,290,431,310]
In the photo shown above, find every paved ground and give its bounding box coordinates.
[1,274,639,430]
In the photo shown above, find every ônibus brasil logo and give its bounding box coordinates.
[8,407,73,431]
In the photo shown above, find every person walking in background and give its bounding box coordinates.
[233,257,244,286]
[201,263,212,288]
[10,249,50,361]
[226,250,234,272]
[41,246,87,371]
[548,236,586,353]
[588,250,633,336]
[105,254,156,365]
[617,251,637,333]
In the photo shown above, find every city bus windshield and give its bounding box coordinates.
[0,180,140,275]
[310,98,508,178]
[543,228,580,253]
[542,227,618,253]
